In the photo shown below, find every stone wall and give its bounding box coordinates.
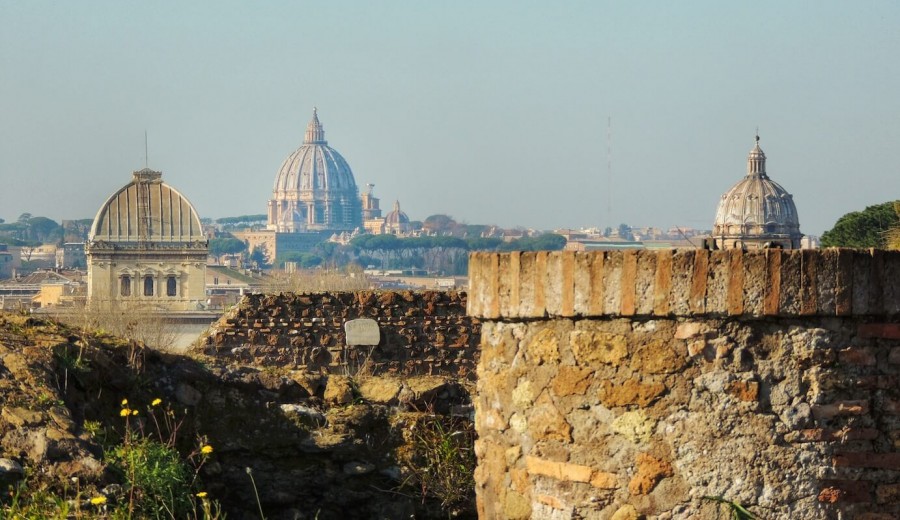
[203,290,479,379]
[468,250,900,519]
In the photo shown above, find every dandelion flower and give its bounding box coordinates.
[151,398,162,407]
[131,409,139,416]
[121,398,128,406]
[196,491,208,498]
[200,445,213,455]
[120,408,130,417]
[90,496,107,505]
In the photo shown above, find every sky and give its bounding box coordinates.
[1,1,899,236]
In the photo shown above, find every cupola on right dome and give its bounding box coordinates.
[712,135,803,250]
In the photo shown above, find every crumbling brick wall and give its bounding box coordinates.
[204,290,479,379]
[468,249,900,519]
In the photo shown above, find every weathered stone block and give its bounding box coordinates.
[570,330,628,366]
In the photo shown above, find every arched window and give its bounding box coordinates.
[144,276,154,296]
[166,276,177,297]
[120,276,131,296]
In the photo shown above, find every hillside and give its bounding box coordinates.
[0,311,476,519]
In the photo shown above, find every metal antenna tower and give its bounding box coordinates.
[607,116,612,227]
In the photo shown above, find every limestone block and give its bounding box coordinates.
[599,378,666,407]
[528,394,572,442]
[526,328,560,365]
[635,251,657,316]
[705,251,728,314]
[628,453,673,495]
[550,366,594,397]
[778,250,801,316]
[570,330,628,366]
[742,251,766,316]
[669,250,694,315]
[612,410,655,444]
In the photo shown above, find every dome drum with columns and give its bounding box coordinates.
[267,109,362,233]
[86,169,208,311]
[712,136,803,250]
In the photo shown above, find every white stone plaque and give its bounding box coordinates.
[344,318,380,346]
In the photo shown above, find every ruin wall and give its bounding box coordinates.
[468,249,900,519]
[203,290,479,379]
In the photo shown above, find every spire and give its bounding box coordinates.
[393,200,401,212]
[747,133,766,177]
[304,107,326,144]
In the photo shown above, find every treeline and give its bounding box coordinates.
[0,214,92,245]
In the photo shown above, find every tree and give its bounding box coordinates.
[249,246,268,268]
[208,237,247,262]
[617,223,634,241]
[820,201,900,248]
[423,214,456,234]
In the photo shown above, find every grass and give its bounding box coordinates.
[703,495,757,520]
[401,414,476,514]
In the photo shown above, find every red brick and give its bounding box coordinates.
[889,347,900,365]
[620,250,637,316]
[727,381,759,402]
[727,249,744,315]
[689,250,708,314]
[800,249,818,315]
[858,323,900,339]
[838,346,877,366]
[811,400,869,419]
[833,452,900,470]
[876,483,900,504]
[653,250,672,316]
[817,480,871,503]
[796,428,879,442]
[764,249,781,315]
[884,399,900,415]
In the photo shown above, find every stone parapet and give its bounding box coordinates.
[469,249,900,519]
[468,249,900,319]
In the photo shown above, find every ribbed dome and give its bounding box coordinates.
[385,200,409,225]
[90,169,204,243]
[272,109,357,194]
[267,109,362,232]
[712,136,802,249]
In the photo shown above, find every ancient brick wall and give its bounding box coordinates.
[204,291,479,379]
[468,250,900,519]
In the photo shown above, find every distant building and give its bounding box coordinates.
[712,135,803,250]
[267,109,362,233]
[0,245,13,280]
[56,242,86,269]
[86,168,208,311]
[384,201,411,235]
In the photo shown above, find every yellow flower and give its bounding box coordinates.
[90,496,107,505]
[196,491,208,498]
[121,398,128,406]
[120,408,130,417]
[151,398,162,407]
[200,445,213,455]
[131,409,139,416]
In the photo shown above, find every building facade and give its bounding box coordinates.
[86,169,208,311]
[712,135,803,250]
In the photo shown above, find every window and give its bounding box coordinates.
[121,276,131,296]
[166,276,177,297]
[144,276,154,296]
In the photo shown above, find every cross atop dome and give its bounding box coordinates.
[304,107,326,144]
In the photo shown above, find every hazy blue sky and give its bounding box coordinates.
[1,1,899,235]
